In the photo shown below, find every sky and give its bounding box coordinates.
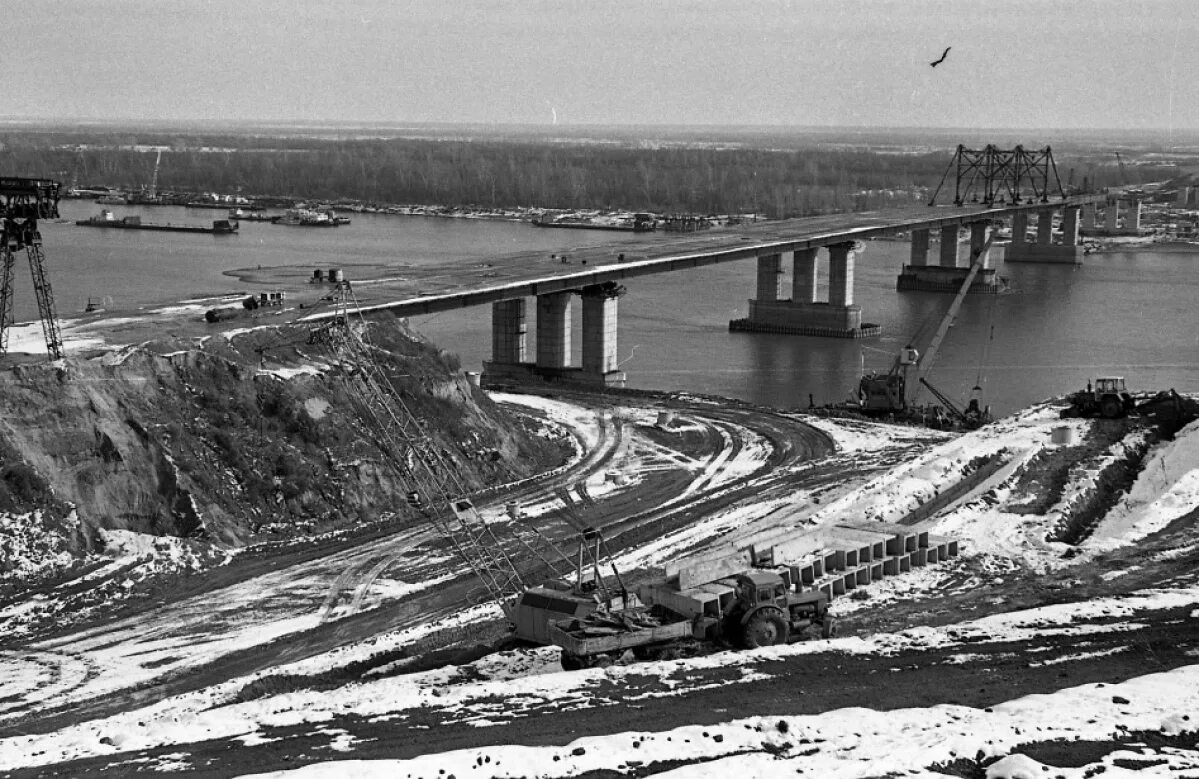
[10,0,1199,130]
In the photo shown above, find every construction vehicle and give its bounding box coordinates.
[320,284,961,672]
[1061,377,1136,419]
[515,518,958,669]
[852,232,995,429]
[544,569,830,669]
[1135,389,1199,435]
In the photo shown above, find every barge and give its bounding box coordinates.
[76,210,238,234]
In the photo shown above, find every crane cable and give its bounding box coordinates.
[974,293,998,392]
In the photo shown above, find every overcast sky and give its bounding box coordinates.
[12,0,1199,130]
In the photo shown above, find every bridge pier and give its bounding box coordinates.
[535,292,572,372]
[482,288,626,387]
[580,284,626,385]
[792,247,818,303]
[1125,198,1142,232]
[897,222,1004,292]
[1081,197,1142,237]
[1004,206,1083,264]
[729,244,878,338]
[1105,200,1120,233]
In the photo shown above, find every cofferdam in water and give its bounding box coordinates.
[33,201,1199,417]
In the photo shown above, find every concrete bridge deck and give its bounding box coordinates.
[302,196,1102,321]
[286,193,1115,386]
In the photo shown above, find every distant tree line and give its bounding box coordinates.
[0,131,1175,219]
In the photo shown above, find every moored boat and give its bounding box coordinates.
[76,209,238,234]
[272,207,339,227]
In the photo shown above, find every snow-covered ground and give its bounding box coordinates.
[2,399,1198,776]
[238,664,1199,778]
[0,584,1194,776]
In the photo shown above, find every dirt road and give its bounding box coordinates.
[1,389,847,737]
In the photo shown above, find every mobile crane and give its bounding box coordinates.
[853,231,995,428]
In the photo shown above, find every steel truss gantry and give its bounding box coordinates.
[0,177,64,360]
[929,145,1066,207]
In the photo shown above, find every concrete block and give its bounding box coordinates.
[749,544,773,567]
[911,548,929,567]
[927,535,960,558]
[838,521,919,554]
[668,548,753,589]
[855,566,871,586]
[819,582,835,600]
[828,526,888,561]
[833,576,847,595]
[926,545,940,564]
[870,561,884,581]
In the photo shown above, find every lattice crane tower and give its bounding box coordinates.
[0,177,65,360]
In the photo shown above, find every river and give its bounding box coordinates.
[26,201,1199,417]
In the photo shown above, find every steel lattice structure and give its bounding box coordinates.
[0,177,64,360]
[929,145,1066,207]
[324,283,573,614]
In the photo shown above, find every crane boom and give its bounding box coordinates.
[907,230,995,406]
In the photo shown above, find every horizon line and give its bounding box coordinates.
[1,118,1198,136]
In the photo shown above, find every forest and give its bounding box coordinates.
[0,127,1177,219]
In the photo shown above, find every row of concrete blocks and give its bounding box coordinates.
[751,521,959,602]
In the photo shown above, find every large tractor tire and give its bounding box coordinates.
[1100,395,1124,419]
[560,652,588,671]
[741,606,790,649]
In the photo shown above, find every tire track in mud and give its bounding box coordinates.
[0,650,101,720]
[315,406,622,627]
[2,393,916,735]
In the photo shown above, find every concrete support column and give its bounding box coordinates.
[939,225,960,267]
[581,289,619,377]
[1061,206,1081,246]
[1036,209,1054,245]
[1125,199,1141,231]
[1083,203,1097,229]
[756,253,782,302]
[490,299,527,364]
[791,247,818,303]
[909,228,930,267]
[535,292,572,369]
[1011,211,1028,245]
[828,242,856,307]
[968,222,991,269]
[1105,200,1119,233]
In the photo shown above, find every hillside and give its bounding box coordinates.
[0,317,567,624]
[0,382,1195,777]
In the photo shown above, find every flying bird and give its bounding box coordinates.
[930,46,951,67]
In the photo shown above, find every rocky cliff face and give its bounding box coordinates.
[0,317,565,587]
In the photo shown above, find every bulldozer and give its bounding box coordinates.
[1061,377,1136,419]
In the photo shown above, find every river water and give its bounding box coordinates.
[27,201,1199,417]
